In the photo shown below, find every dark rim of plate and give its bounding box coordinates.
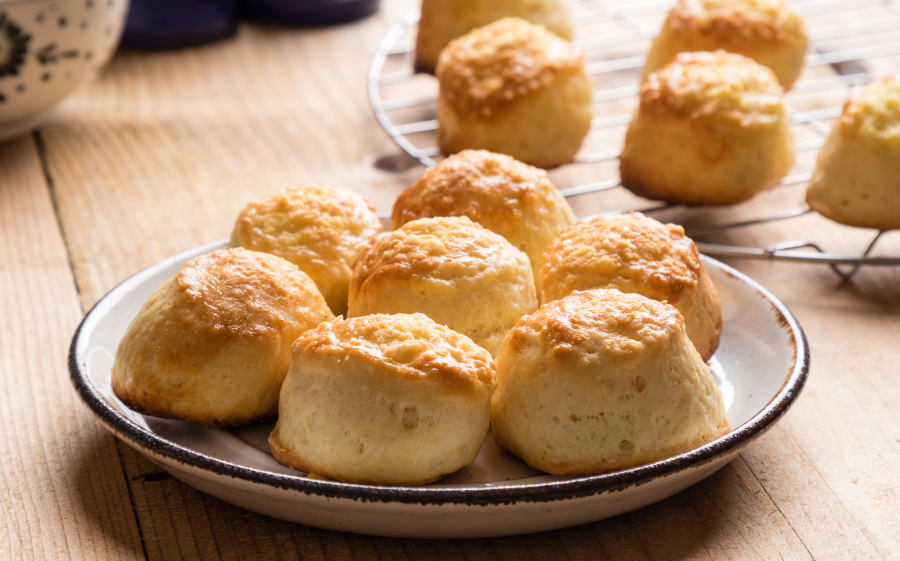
[69,240,810,506]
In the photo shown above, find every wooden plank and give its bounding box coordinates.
[0,135,144,560]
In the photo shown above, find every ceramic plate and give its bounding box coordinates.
[69,239,809,539]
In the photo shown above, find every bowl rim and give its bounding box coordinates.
[69,240,809,506]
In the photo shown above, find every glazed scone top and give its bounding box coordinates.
[437,17,584,120]
[541,213,700,304]
[642,51,785,124]
[391,150,573,230]
[668,0,806,46]
[839,76,900,148]
[177,248,333,338]
[503,289,683,364]
[294,313,496,398]
[353,216,532,288]
[230,184,382,276]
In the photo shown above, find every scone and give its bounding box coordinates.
[436,17,592,169]
[230,184,383,316]
[541,213,722,360]
[806,77,900,231]
[641,0,808,90]
[415,0,572,74]
[112,248,334,427]
[269,314,497,486]
[621,51,795,206]
[348,216,538,357]
[391,150,576,299]
[491,289,730,475]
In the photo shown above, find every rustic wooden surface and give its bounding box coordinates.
[2,0,900,558]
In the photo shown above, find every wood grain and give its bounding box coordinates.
[3,0,898,558]
[0,136,144,560]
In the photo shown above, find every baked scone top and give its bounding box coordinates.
[437,17,584,119]
[177,248,333,338]
[668,0,806,46]
[294,313,496,397]
[839,76,900,148]
[642,50,785,123]
[541,213,700,304]
[353,216,532,287]
[503,289,683,363]
[231,184,382,272]
[392,150,572,229]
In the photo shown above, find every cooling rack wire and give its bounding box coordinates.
[368,0,900,280]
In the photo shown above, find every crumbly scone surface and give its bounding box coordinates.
[839,76,900,148]
[669,0,805,44]
[642,50,785,123]
[437,17,584,119]
[294,313,496,397]
[541,213,700,304]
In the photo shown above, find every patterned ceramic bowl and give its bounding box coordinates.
[0,0,128,141]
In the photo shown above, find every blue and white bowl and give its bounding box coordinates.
[0,0,128,141]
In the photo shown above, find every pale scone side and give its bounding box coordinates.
[806,77,900,231]
[269,313,496,486]
[491,289,729,475]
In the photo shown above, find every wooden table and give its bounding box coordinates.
[2,1,900,558]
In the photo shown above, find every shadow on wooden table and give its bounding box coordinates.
[68,427,810,561]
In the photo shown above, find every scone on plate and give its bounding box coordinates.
[269,313,497,486]
[436,17,592,169]
[112,248,334,427]
[541,213,722,360]
[230,184,383,317]
[348,216,538,357]
[391,150,576,299]
[806,77,900,231]
[641,0,808,90]
[416,0,572,74]
[621,50,795,206]
[491,289,729,475]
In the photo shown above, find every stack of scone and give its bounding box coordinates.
[112,152,731,485]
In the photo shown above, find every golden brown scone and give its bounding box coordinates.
[806,77,900,231]
[436,17,592,169]
[348,216,538,357]
[641,0,808,90]
[269,313,496,486]
[541,213,722,360]
[415,0,572,74]
[230,184,383,317]
[621,51,795,206]
[491,289,729,475]
[391,150,576,299]
[112,249,335,427]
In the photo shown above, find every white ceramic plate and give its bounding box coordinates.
[69,240,809,539]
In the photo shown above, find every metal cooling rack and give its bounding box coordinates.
[368,0,900,280]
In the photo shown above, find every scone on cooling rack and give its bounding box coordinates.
[269,313,497,486]
[230,184,382,317]
[112,249,334,427]
[541,213,722,360]
[641,0,808,90]
[620,51,795,206]
[391,150,576,299]
[348,216,538,357]
[415,0,572,74]
[806,76,900,231]
[436,17,592,169]
[491,289,730,475]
